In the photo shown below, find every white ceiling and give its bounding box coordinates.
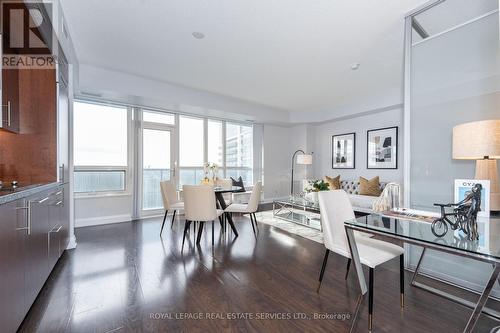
[61,0,427,114]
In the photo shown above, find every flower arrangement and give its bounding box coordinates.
[306,179,330,192]
[304,179,329,203]
[203,162,219,184]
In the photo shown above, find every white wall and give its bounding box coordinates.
[312,107,404,184]
[75,195,133,227]
[262,124,292,200]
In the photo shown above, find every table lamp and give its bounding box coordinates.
[291,150,313,195]
[453,119,500,211]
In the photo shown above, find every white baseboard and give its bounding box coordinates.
[75,214,132,228]
[66,235,77,249]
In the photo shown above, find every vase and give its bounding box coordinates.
[305,192,319,203]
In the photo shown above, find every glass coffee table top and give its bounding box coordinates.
[273,196,321,231]
[273,196,320,211]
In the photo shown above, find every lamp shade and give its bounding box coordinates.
[296,154,313,165]
[453,119,500,160]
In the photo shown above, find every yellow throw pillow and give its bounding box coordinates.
[325,175,340,190]
[359,176,382,196]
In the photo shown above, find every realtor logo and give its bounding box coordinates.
[1,0,55,68]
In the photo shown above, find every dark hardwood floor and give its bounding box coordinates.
[18,214,499,333]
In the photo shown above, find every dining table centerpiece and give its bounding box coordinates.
[202,162,220,185]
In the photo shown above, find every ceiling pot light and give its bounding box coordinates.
[351,63,360,70]
[192,32,205,39]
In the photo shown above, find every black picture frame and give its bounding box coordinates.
[332,132,356,169]
[366,126,398,169]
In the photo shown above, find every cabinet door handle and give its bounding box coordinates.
[59,164,65,183]
[19,201,32,235]
[38,197,50,204]
[50,225,62,233]
[7,101,11,127]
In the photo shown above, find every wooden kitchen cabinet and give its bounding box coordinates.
[1,67,20,133]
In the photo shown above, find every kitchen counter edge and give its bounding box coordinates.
[0,182,68,205]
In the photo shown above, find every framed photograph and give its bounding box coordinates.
[454,179,490,218]
[332,133,355,169]
[367,126,398,169]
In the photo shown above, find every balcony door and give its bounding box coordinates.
[141,127,174,212]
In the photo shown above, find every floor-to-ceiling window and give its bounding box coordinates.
[225,122,253,185]
[73,99,254,215]
[141,110,175,210]
[178,116,205,185]
[73,101,129,194]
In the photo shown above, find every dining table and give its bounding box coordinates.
[344,213,500,333]
[213,185,242,237]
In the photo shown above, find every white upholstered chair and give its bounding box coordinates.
[216,178,233,205]
[317,190,405,331]
[182,185,223,251]
[160,181,184,235]
[224,182,262,235]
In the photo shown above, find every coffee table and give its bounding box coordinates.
[272,197,322,231]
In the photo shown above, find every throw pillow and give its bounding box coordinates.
[359,176,382,196]
[230,177,246,192]
[325,175,340,190]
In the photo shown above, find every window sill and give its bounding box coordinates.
[75,192,132,199]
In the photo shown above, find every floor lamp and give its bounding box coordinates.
[453,119,500,211]
[291,150,313,195]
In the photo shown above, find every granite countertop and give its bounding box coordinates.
[0,182,65,205]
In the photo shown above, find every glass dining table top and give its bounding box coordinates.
[177,186,242,193]
[213,186,242,193]
[345,213,500,262]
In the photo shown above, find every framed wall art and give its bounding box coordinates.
[332,132,355,169]
[367,126,398,169]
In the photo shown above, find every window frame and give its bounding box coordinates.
[73,99,133,198]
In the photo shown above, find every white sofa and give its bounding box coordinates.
[342,180,388,213]
[303,179,388,214]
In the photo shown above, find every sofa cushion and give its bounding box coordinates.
[325,175,340,190]
[340,180,386,195]
[230,177,246,192]
[359,176,382,196]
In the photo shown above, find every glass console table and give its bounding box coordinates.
[272,197,322,231]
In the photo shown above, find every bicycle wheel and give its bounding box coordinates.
[431,219,448,237]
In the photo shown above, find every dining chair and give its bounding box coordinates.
[160,180,184,235]
[182,185,223,251]
[224,182,262,236]
[317,190,405,331]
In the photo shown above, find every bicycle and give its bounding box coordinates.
[431,203,470,237]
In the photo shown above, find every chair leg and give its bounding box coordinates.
[252,213,259,231]
[369,268,374,331]
[212,220,215,247]
[249,214,256,235]
[317,249,330,292]
[181,220,191,252]
[160,210,168,235]
[345,258,351,280]
[196,221,205,244]
[170,210,177,229]
[400,254,405,308]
